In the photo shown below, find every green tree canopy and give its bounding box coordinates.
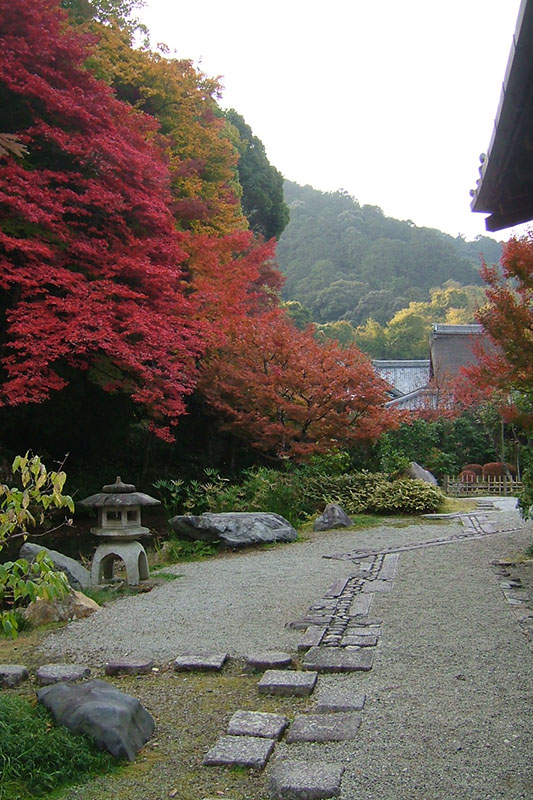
[225,109,289,240]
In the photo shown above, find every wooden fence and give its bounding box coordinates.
[443,475,523,497]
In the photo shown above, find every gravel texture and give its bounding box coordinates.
[38,499,533,799]
[273,500,533,800]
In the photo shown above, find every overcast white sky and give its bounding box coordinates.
[138,0,527,242]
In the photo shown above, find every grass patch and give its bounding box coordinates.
[0,695,118,799]
[53,667,311,800]
[440,497,478,514]
[298,513,389,535]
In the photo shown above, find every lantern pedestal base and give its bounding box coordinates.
[91,540,149,586]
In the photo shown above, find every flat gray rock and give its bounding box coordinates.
[349,594,374,616]
[203,734,275,768]
[379,553,400,580]
[174,653,228,671]
[303,647,374,673]
[298,626,326,651]
[105,658,154,676]
[268,759,345,799]
[340,633,378,647]
[323,577,352,597]
[313,504,354,531]
[169,512,297,547]
[245,652,293,670]
[362,579,392,593]
[258,670,318,696]
[228,710,289,739]
[315,687,366,712]
[0,664,29,688]
[286,712,362,743]
[37,679,154,761]
[19,543,90,590]
[36,664,90,685]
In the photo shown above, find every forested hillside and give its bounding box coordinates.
[277,181,502,332]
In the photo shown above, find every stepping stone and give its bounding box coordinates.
[0,664,29,688]
[174,653,228,671]
[105,658,154,676]
[303,647,374,673]
[203,735,274,768]
[379,553,399,581]
[258,670,318,697]
[268,760,345,799]
[315,687,366,712]
[340,633,378,647]
[35,664,90,686]
[228,710,288,740]
[349,594,373,616]
[245,652,293,670]
[362,580,392,593]
[349,616,382,626]
[297,625,325,651]
[323,577,352,597]
[286,712,361,743]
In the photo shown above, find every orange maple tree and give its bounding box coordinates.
[199,311,399,460]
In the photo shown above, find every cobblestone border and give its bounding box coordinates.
[490,561,533,646]
[323,514,524,563]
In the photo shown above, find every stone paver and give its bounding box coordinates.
[315,686,366,712]
[173,653,228,671]
[303,647,374,673]
[245,652,293,670]
[323,577,352,597]
[339,633,378,647]
[258,670,318,696]
[203,734,275,768]
[297,625,326,651]
[286,712,362,743]
[268,760,345,799]
[349,594,374,616]
[0,664,29,688]
[104,658,154,676]
[228,710,289,740]
[35,664,90,685]
[379,553,400,580]
[361,579,392,593]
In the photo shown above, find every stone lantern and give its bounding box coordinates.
[80,477,160,586]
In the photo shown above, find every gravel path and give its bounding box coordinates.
[39,499,532,799]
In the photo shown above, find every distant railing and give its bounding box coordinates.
[443,475,523,497]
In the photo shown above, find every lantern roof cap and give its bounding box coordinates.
[78,476,160,508]
[103,476,135,493]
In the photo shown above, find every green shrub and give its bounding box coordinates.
[161,537,219,562]
[0,453,73,637]
[0,695,116,799]
[367,479,444,514]
[154,462,445,531]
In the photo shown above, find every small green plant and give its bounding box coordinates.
[0,453,74,637]
[161,536,219,562]
[0,694,117,798]
[152,477,184,517]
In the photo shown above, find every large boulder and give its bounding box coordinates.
[19,542,90,590]
[23,590,100,627]
[169,512,297,547]
[314,503,354,531]
[37,679,155,761]
[402,462,438,485]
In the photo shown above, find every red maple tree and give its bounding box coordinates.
[199,311,399,460]
[0,0,204,439]
[471,233,533,397]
